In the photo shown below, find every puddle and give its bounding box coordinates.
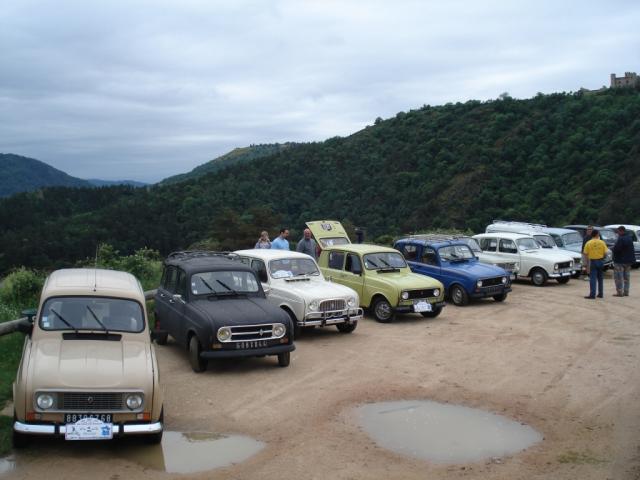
[0,456,16,475]
[130,431,265,474]
[355,400,542,464]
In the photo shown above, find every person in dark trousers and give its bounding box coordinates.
[612,226,634,296]
[296,228,318,260]
[580,225,594,280]
[583,229,609,299]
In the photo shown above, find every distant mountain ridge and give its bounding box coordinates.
[87,179,148,188]
[159,143,298,185]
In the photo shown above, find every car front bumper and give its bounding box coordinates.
[548,270,573,279]
[202,343,295,359]
[301,308,363,327]
[469,286,512,299]
[394,301,446,314]
[14,420,162,436]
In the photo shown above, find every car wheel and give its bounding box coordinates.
[449,285,469,306]
[277,351,291,367]
[286,310,300,339]
[420,306,443,318]
[154,330,168,346]
[530,268,547,286]
[189,335,207,373]
[336,321,357,333]
[493,293,507,302]
[557,277,570,284]
[372,297,394,323]
[144,409,164,445]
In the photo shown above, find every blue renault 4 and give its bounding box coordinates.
[394,235,512,306]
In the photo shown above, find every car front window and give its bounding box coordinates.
[269,258,320,278]
[363,252,407,270]
[461,238,482,253]
[562,232,583,246]
[533,235,555,248]
[517,238,540,250]
[191,271,260,295]
[599,229,616,241]
[439,245,474,261]
[40,297,144,333]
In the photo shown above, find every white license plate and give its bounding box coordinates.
[65,417,113,441]
[413,301,432,313]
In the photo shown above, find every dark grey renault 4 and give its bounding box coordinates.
[154,251,295,372]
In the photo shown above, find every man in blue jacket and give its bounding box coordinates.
[612,226,634,297]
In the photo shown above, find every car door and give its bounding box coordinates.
[155,265,176,336]
[339,253,365,298]
[324,250,346,283]
[170,268,189,345]
[497,238,521,273]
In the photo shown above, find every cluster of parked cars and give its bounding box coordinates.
[11,218,638,448]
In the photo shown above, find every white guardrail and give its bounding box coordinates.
[0,289,157,337]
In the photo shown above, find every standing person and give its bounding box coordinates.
[581,225,594,280]
[271,228,290,250]
[296,228,318,260]
[254,231,271,249]
[612,226,634,297]
[583,229,608,299]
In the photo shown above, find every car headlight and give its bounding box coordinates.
[347,297,356,307]
[476,280,483,288]
[308,300,319,311]
[401,291,409,300]
[433,289,440,297]
[501,276,507,284]
[217,327,232,342]
[554,263,559,270]
[126,394,143,410]
[569,261,573,267]
[36,393,54,410]
[273,323,286,338]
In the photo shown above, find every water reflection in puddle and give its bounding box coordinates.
[0,456,16,475]
[130,431,265,474]
[355,400,542,463]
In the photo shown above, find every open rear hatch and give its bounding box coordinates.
[306,220,351,248]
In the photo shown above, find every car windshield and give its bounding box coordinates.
[562,232,583,246]
[516,238,540,250]
[40,296,144,333]
[599,229,616,241]
[533,234,555,248]
[318,237,350,248]
[439,245,475,261]
[191,271,259,295]
[363,252,407,270]
[269,258,320,279]
[459,237,482,253]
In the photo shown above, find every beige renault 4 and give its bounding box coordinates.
[12,268,164,447]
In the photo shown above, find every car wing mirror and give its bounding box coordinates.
[262,284,271,296]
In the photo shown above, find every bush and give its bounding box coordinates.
[0,268,44,308]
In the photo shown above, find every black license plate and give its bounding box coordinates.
[235,340,268,349]
[64,413,112,423]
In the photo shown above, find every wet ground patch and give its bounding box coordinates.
[355,400,542,464]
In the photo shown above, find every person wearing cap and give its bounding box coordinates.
[612,226,634,296]
[583,229,609,299]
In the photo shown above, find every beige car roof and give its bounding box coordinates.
[41,268,145,302]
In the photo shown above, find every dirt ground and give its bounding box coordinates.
[3,271,640,480]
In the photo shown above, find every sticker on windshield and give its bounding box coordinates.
[272,270,293,279]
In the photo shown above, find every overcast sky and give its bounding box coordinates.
[1,1,639,182]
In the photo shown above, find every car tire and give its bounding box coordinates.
[154,330,168,346]
[277,351,291,367]
[557,277,570,284]
[286,310,300,339]
[530,268,547,286]
[189,335,207,373]
[336,321,357,333]
[372,297,394,323]
[449,285,469,306]
[493,293,507,302]
[420,306,443,318]
[144,409,164,445]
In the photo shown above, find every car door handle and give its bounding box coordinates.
[159,293,166,298]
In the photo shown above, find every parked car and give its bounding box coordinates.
[486,221,583,274]
[393,236,512,306]
[13,269,164,448]
[307,220,445,322]
[563,224,616,269]
[473,232,575,286]
[604,224,640,268]
[234,249,363,336]
[154,251,295,372]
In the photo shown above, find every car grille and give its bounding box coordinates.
[407,289,439,300]
[319,299,346,312]
[558,261,571,270]
[60,392,124,411]
[481,276,505,288]
[229,324,281,342]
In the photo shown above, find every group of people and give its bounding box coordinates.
[254,228,318,259]
[582,225,633,299]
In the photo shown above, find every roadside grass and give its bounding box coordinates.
[0,303,24,456]
[557,450,608,465]
[0,415,12,456]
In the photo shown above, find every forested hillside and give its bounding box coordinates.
[1,88,639,273]
[0,154,90,197]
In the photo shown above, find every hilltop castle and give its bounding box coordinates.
[610,72,639,88]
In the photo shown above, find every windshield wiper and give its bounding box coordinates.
[199,277,215,292]
[86,306,109,334]
[50,308,79,333]
[367,259,379,268]
[215,279,238,295]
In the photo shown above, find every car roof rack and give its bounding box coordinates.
[404,233,470,243]
[166,250,238,261]
[491,220,548,229]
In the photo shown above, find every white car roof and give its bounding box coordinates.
[473,232,533,241]
[605,224,640,231]
[234,249,315,261]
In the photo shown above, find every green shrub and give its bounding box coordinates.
[0,268,44,308]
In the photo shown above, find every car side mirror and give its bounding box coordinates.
[262,284,271,296]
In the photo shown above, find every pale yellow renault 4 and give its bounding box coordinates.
[12,268,164,447]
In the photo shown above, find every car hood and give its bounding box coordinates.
[524,249,575,262]
[190,296,287,325]
[562,243,583,254]
[30,338,151,389]
[274,277,356,299]
[442,260,508,278]
[370,270,443,290]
